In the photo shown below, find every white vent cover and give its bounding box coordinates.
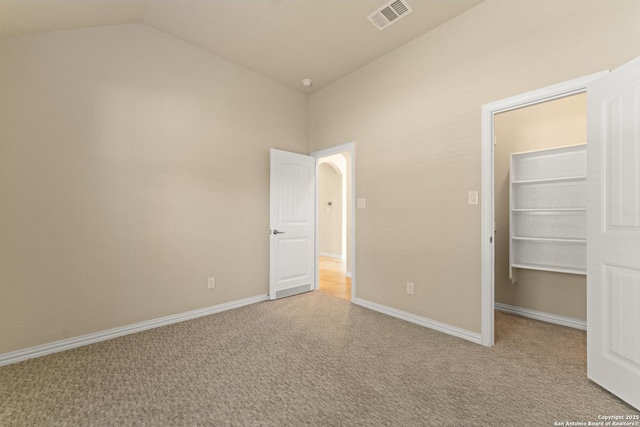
[367,0,413,31]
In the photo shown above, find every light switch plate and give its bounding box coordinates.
[357,198,366,209]
[468,191,478,205]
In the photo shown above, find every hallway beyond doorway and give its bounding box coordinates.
[318,256,351,301]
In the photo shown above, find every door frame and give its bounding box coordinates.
[311,142,356,302]
[479,71,608,347]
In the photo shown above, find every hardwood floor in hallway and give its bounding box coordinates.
[318,256,351,301]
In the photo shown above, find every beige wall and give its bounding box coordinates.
[3,0,640,355]
[0,24,307,354]
[308,0,640,333]
[318,163,343,257]
[494,94,587,320]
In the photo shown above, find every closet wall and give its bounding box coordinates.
[494,94,587,320]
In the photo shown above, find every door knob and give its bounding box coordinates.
[272,230,285,235]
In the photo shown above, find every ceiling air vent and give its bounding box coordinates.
[367,0,413,31]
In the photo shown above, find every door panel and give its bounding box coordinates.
[269,149,315,300]
[604,264,640,368]
[607,87,640,229]
[587,56,640,410]
[278,163,311,224]
[278,238,309,280]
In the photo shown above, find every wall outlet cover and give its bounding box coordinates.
[406,282,414,295]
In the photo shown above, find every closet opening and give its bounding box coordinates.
[493,93,587,341]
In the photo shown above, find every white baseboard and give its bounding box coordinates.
[0,294,269,367]
[495,302,586,330]
[353,298,482,345]
[318,252,344,259]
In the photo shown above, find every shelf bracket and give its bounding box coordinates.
[509,267,518,284]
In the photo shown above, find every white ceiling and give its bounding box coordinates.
[0,0,484,92]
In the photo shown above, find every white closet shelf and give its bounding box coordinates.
[512,236,586,243]
[509,144,587,280]
[512,175,586,185]
[512,208,587,212]
[511,263,586,275]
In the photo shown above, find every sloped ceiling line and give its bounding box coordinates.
[0,0,484,92]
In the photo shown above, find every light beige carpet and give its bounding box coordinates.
[1,292,638,426]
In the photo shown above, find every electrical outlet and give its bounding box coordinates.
[406,282,414,295]
[208,277,216,289]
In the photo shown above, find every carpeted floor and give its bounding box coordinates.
[1,292,638,426]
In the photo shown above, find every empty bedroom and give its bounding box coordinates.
[1,0,639,425]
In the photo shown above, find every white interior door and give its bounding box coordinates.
[587,56,640,410]
[269,149,316,300]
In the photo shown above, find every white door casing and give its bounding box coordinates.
[269,149,316,300]
[480,71,607,347]
[587,56,640,410]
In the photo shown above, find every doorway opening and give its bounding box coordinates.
[480,71,607,347]
[493,93,588,342]
[312,142,355,302]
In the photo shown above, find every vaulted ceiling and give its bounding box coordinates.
[0,0,484,92]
